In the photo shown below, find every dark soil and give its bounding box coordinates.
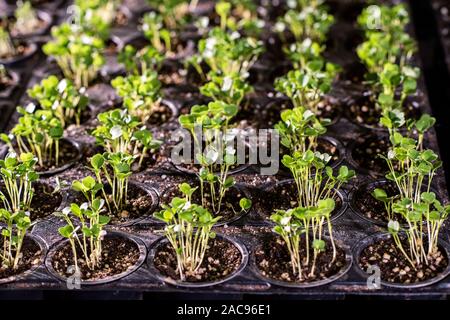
[0,42,33,60]
[352,181,401,224]
[359,237,448,284]
[35,139,79,172]
[0,72,16,91]
[261,181,343,218]
[0,182,62,221]
[160,183,248,223]
[154,238,242,282]
[51,236,140,281]
[0,237,41,280]
[146,102,175,126]
[350,134,391,174]
[255,234,347,283]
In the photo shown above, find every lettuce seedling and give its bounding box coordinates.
[118,44,164,75]
[358,4,409,37]
[200,72,252,106]
[12,1,41,36]
[57,198,110,271]
[73,0,120,39]
[271,198,336,279]
[0,208,32,270]
[154,182,220,281]
[0,152,38,214]
[141,11,172,54]
[179,101,252,215]
[5,105,64,167]
[111,70,162,123]
[43,23,105,88]
[215,0,264,37]
[146,0,191,30]
[0,27,16,59]
[284,38,324,69]
[27,75,89,127]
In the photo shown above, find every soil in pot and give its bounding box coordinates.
[0,237,42,279]
[358,237,448,284]
[9,15,50,38]
[154,237,241,282]
[349,133,390,175]
[255,233,347,283]
[51,236,140,281]
[0,41,33,61]
[146,102,175,126]
[160,183,247,223]
[0,182,62,220]
[35,139,79,173]
[262,181,343,218]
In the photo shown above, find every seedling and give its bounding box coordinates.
[111,71,162,123]
[154,182,220,281]
[118,44,164,75]
[0,208,32,270]
[271,198,336,279]
[4,105,64,167]
[43,23,105,88]
[13,1,41,36]
[57,198,110,271]
[215,1,264,37]
[199,72,252,106]
[74,0,120,39]
[141,11,172,54]
[0,152,38,214]
[0,27,16,59]
[178,101,252,215]
[28,75,89,127]
[284,38,324,69]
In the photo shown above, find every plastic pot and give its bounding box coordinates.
[147,234,249,288]
[0,41,37,67]
[251,238,353,288]
[353,232,450,289]
[0,234,48,285]
[0,68,20,99]
[45,231,147,286]
[36,138,83,177]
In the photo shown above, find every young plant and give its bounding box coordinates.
[270,198,336,279]
[154,182,220,281]
[189,27,264,80]
[13,1,41,36]
[43,23,105,88]
[57,197,110,272]
[141,11,172,54]
[132,128,162,168]
[0,208,32,270]
[274,59,340,115]
[284,38,324,69]
[111,70,162,123]
[27,75,89,127]
[0,152,38,214]
[74,0,120,39]
[118,44,164,75]
[0,27,16,59]
[199,72,252,106]
[4,105,64,167]
[146,0,191,30]
[178,101,252,215]
[215,1,264,37]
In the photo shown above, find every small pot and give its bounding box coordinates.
[0,41,37,67]
[353,232,450,289]
[147,234,248,288]
[9,10,53,39]
[0,68,20,99]
[349,179,442,227]
[38,138,83,177]
[45,231,147,286]
[251,238,353,288]
[0,234,47,285]
[263,179,348,224]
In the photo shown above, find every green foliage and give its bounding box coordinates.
[118,44,164,75]
[28,76,89,127]
[13,1,41,36]
[199,72,252,106]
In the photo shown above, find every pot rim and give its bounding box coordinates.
[147,233,249,288]
[352,232,450,289]
[0,68,20,98]
[263,179,349,224]
[0,233,48,285]
[250,237,353,288]
[45,230,147,286]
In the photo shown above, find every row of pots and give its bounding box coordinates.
[14,230,450,289]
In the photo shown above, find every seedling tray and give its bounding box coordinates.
[1,0,450,298]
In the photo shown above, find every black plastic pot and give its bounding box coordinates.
[263,179,348,224]
[38,138,83,177]
[0,41,37,67]
[251,238,353,288]
[9,10,53,39]
[45,231,147,286]
[0,69,19,99]
[147,234,248,288]
[0,234,47,285]
[353,232,450,289]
